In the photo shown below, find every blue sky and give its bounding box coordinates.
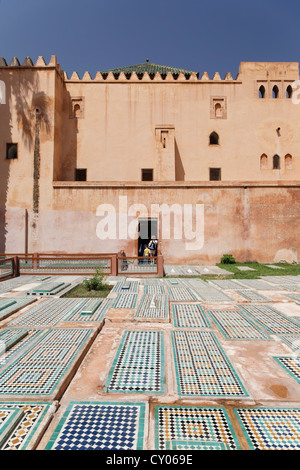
[0,0,299,78]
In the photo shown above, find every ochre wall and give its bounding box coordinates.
[4,182,299,264]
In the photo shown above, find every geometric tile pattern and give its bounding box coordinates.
[234,407,300,450]
[112,280,139,293]
[0,329,29,354]
[235,279,279,290]
[65,298,112,322]
[135,295,169,320]
[6,298,81,328]
[0,407,24,448]
[284,293,300,304]
[273,357,300,385]
[105,330,164,393]
[238,304,300,334]
[0,402,53,450]
[236,290,271,302]
[143,284,166,295]
[208,279,249,290]
[172,330,248,397]
[190,286,233,302]
[278,334,300,351]
[46,402,145,450]
[206,309,269,340]
[111,294,138,309]
[0,298,36,320]
[0,330,44,368]
[155,406,241,450]
[166,287,200,301]
[172,303,210,328]
[0,328,94,396]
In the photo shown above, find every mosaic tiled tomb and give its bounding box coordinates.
[0,406,24,448]
[135,295,169,320]
[112,280,139,293]
[155,406,241,450]
[105,330,164,393]
[46,402,146,450]
[0,298,36,321]
[236,279,279,290]
[27,281,71,296]
[273,357,300,385]
[0,329,29,354]
[236,290,271,302]
[172,330,248,397]
[6,298,82,328]
[283,293,300,304]
[205,309,269,340]
[0,328,96,398]
[238,304,300,334]
[234,407,300,450]
[65,298,112,322]
[166,287,200,301]
[278,334,300,351]
[143,284,166,295]
[172,304,210,328]
[111,293,138,309]
[191,286,233,302]
[0,402,53,450]
[208,279,249,290]
[0,330,45,368]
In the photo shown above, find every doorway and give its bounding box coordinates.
[138,218,158,256]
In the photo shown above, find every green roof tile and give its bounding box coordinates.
[100,62,199,78]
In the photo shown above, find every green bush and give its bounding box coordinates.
[221,254,236,264]
[83,267,105,291]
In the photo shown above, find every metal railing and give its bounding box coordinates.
[19,256,113,275]
[0,257,14,279]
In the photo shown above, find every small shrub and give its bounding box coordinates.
[221,254,236,264]
[83,267,105,291]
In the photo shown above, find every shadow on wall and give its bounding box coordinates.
[175,139,185,181]
[0,59,51,252]
[60,91,78,181]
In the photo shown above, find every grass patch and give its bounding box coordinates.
[216,262,300,279]
[63,282,113,298]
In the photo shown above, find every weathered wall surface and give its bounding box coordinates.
[4,182,299,264]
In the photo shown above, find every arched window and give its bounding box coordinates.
[273,154,280,169]
[215,103,222,118]
[272,85,279,99]
[259,85,265,99]
[285,154,292,169]
[209,131,219,145]
[286,85,293,99]
[260,154,268,170]
[73,103,81,118]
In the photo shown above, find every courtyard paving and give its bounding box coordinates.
[0,272,300,450]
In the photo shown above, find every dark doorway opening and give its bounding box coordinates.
[138,218,158,257]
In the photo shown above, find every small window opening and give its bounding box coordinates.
[74,103,81,118]
[209,168,221,181]
[75,168,87,181]
[285,154,292,169]
[142,169,153,181]
[273,154,280,169]
[6,143,18,159]
[272,85,279,99]
[286,85,293,99]
[209,132,219,145]
[260,154,268,170]
[259,85,265,98]
[215,103,222,118]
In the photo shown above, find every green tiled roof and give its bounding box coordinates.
[100,62,199,78]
